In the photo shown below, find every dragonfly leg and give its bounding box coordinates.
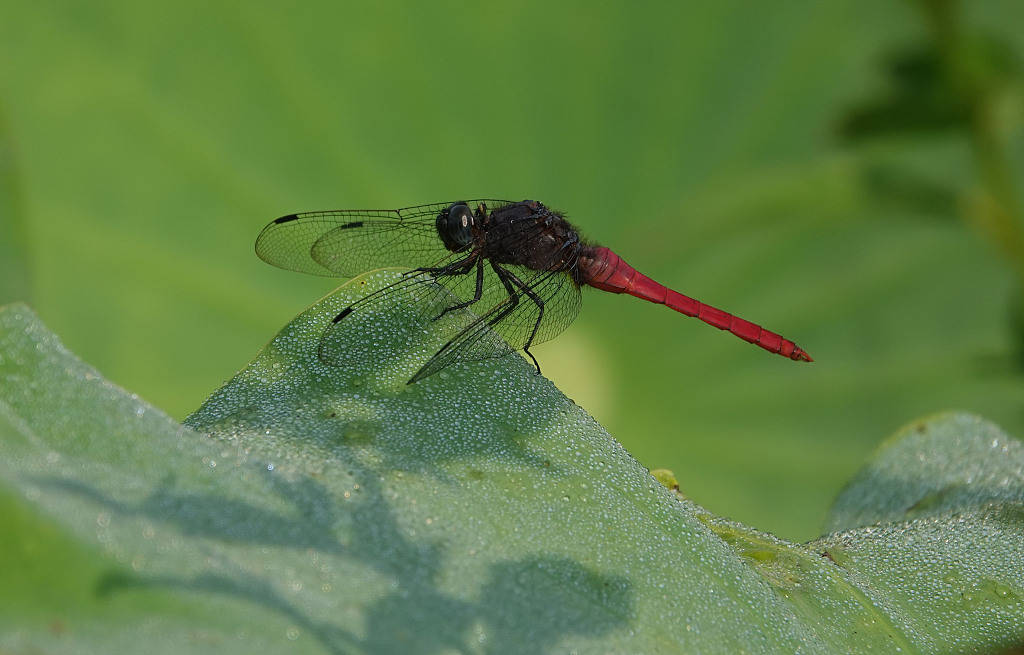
[489,260,520,304]
[487,264,542,375]
[497,266,545,375]
[434,258,486,320]
[482,262,522,329]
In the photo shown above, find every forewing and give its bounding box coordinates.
[254,200,513,277]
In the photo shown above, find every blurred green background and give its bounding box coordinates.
[2,0,1022,542]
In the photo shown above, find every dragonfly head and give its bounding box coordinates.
[436,202,476,251]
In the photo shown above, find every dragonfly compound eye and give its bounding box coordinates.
[436,203,475,251]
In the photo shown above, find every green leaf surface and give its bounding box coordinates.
[826,413,1024,532]
[816,413,1024,653]
[814,506,1024,654]
[1,283,1023,653]
[3,1,1024,544]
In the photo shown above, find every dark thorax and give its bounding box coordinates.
[480,201,584,274]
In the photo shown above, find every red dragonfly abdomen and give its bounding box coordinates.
[578,247,812,362]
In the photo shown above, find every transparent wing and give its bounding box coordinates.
[254,200,515,277]
[409,264,582,383]
[307,199,584,382]
[317,249,516,363]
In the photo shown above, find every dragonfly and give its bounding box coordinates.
[255,199,812,383]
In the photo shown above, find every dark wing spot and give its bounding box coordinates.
[338,221,364,229]
[273,213,300,224]
[333,307,354,323]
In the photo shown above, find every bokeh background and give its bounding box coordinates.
[2,0,1022,542]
